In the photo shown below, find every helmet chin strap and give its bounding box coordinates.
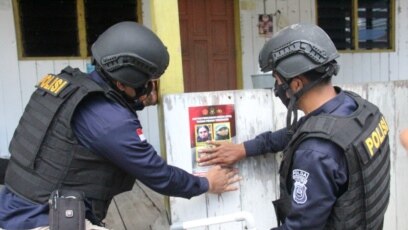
[95,63,154,105]
[275,76,298,135]
[95,64,116,89]
[284,63,337,134]
[286,96,298,135]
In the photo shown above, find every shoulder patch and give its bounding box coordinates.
[292,169,309,204]
[37,74,70,96]
[136,128,146,142]
[363,116,389,158]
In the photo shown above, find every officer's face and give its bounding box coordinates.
[123,85,136,97]
[118,82,147,102]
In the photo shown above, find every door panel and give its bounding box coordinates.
[179,0,237,92]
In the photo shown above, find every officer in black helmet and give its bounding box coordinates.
[0,21,239,230]
[199,23,390,229]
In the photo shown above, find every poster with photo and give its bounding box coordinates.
[188,104,235,175]
[258,14,273,37]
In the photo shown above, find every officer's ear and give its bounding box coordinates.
[115,81,126,92]
[289,76,306,93]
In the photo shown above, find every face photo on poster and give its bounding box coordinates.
[189,104,235,175]
[214,123,231,141]
[258,14,273,37]
[195,124,213,143]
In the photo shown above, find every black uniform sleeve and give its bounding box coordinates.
[72,96,209,199]
[243,127,291,157]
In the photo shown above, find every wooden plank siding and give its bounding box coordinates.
[163,89,278,230]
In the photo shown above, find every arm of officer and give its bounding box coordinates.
[73,106,238,197]
[198,127,290,166]
[278,139,347,229]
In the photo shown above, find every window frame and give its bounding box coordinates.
[315,0,395,53]
[12,0,142,60]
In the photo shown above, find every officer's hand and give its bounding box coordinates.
[205,165,240,194]
[400,128,408,152]
[198,141,246,167]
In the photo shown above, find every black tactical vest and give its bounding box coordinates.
[273,91,390,230]
[5,66,136,223]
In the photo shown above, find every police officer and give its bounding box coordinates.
[198,23,390,229]
[0,21,239,229]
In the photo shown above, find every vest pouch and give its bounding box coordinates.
[49,189,85,230]
[272,196,291,226]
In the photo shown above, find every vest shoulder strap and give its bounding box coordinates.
[59,66,105,93]
[293,91,379,151]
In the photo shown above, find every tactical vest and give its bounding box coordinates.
[273,91,390,230]
[5,66,136,223]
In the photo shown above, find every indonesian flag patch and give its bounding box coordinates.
[136,128,146,141]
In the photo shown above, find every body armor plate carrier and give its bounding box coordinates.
[274,90,390,230]
[5,66,136,223]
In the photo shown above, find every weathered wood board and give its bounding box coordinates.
[163,89,278,230]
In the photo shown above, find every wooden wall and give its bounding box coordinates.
[239,0,408,88]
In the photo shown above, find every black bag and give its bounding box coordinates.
[49,189,86,230]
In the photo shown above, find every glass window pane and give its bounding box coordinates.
[84,0,138,56]
[18,0,78,57]
[358,0,391,49]
[317,0,353,50]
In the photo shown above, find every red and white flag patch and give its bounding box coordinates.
[136,128,146,141]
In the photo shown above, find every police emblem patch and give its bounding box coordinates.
[292,169,309,204]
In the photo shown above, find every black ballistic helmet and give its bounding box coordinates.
[91,21,169,88]
[259,23,339,79]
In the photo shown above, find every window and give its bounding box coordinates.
[317,0,394,51]
[14,0,139,58]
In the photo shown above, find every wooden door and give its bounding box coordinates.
[178,0,237,92]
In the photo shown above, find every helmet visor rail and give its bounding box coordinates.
[101,53,160,76]
[261,40,329,72]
